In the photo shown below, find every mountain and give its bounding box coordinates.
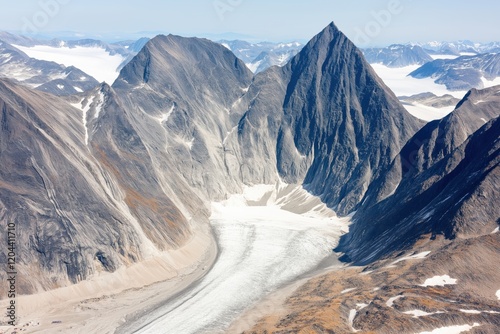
[218,39,302,72]
[337,85,500,264]
[363,44,433,67]
[247,48,301,73]
[0,40,98,95]
[274,23,423,214]
[115,37,150,53]
[420,40,500,55]
[0,78,197,294]
[409,53,500,90]
[420,40,479,55]
[244,88,500,333]
[398,92,460,109]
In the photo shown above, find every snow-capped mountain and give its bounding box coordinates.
[363,44,433,67]
[247,48,301,73]
[419,40,500,55]
[0,32,148,84]
[0,40,98,95]
[409,53,500,90]
[218,39,302,73]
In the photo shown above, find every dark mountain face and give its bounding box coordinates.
[0,40,98,96]
[337,86,500,264]
[275,23,424,214]
[409,53,500,91]
[363,44,433,67]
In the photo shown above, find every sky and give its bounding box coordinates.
[0,0,498,46]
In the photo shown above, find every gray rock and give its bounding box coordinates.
[338,86,500,264]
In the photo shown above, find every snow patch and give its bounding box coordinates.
[222,125,238,146]
[94,91,105,119]
[349,309,359,333]
[430,54,459,60]
[184,138,195,150]
[348,304,368,332]
[496,290,500,300]
[247,60,263,73]
[357,303,369,310]
[341,288,356,294]
[420,275,457,287]
[418,323,480,334]
[391,251,431,265]
[481,76,500,88]
[404,310,443,317]
[71,99,91,145]
[492,227,499,234]
[348,309,359,332]
[386,295,403,307]
[158,105,175,124]
[459,309,482,314]
[57,84,64,90]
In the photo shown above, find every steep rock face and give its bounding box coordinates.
[0,79,139,293]
[113,34,254,200]
[0,79,193,295]
[207,23,424,215]
[338,92,500,264]
[364,86,500,207]
[276,23,424,214]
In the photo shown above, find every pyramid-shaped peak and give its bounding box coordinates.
[313,21,344,41]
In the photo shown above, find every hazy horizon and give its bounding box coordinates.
[0,1,498,46]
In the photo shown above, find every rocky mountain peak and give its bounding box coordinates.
[274,22,424,214]
[114,33,253,92]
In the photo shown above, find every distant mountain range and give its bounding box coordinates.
[362,42,500,93]
[218,40,303,73]
[409,53,500,90]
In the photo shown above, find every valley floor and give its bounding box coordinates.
[0,223,217,334]
[0,183,350,334]
[118,184,350,334]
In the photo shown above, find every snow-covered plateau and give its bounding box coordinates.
[13,44,125,84]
